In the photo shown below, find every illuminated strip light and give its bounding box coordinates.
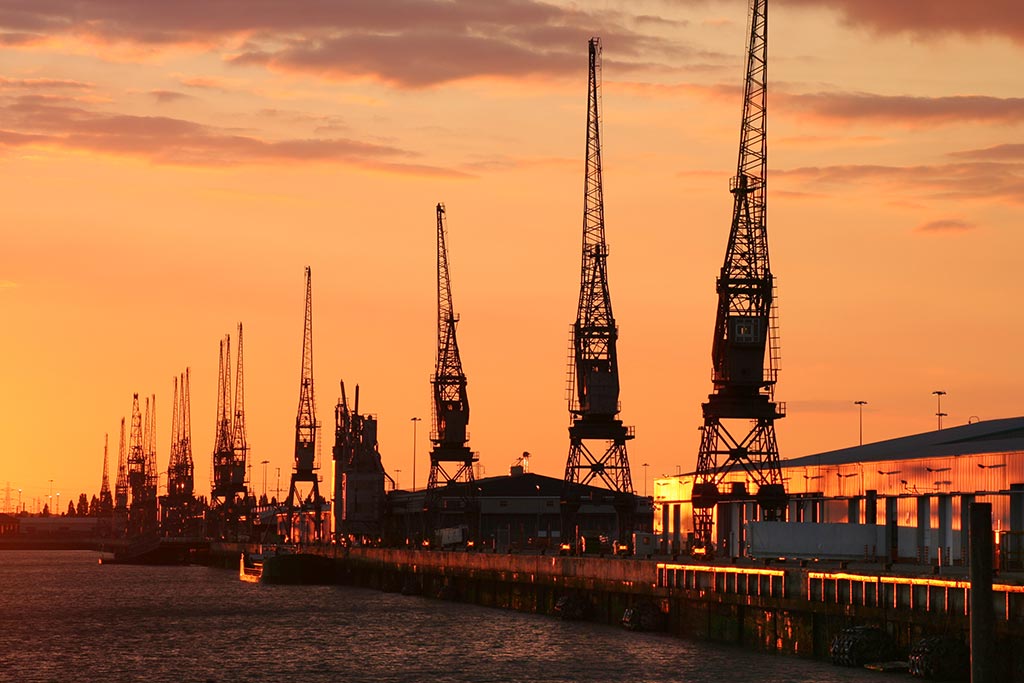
[659,562,785,577]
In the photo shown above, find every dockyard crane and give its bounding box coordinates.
[99,433,112,513]
[114,417,128,535]
[425,203,477,538]
[692,0,787,550]
[211,335,245,507]
[562,37,636,542]
[286,267,324,541]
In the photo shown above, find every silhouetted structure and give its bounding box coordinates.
[127,394,158,537]
[161,369,198,537]
[114,418,128,535]
[99,433,113,513]
[425,203,477,539]
[286,267,325,542]
[333,382,387,543]
[562,38,635,542]
[692,0,787,550]
[210,331,249,539]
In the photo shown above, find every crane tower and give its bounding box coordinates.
[692,0,787,550]
[425,203,477,534]
[286,267,324,541]
[562,38,636,541]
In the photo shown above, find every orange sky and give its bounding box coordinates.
[2,0,1023,509]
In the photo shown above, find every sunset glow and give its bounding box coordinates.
[2,1,1022,507]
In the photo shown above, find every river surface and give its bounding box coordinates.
[0,550,899,682]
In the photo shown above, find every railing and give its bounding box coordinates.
[657,562,1024,622]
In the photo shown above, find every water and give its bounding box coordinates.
[0,551,896,683]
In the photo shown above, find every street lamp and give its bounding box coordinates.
[18,488,22,514]
[275,467,281,502]
[395,469,401,490]
[854,400,867,445]
[642,463,649,497]
[933,390,947,430]
[261,460,270,498]
[410,417,422,491]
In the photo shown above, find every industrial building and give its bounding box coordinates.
[655,417,1024,562]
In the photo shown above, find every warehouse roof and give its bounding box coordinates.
[781,416,1024,468]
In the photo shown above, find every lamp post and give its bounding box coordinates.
[395,469,401,490]
[642,463,649,497]
[410,417,422,491]
[56,492,60,516]
[933,390,947,430]
[18,488,22,514]
[275,467,281,503]
[854,400,867,445]
[261,460,269,498]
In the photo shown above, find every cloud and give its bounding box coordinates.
[915,219,976,233]
[148,90,191,103]
[0,77,92,90]
[950,144,1024,162]
[776,160,1024,206]
[0,1,684,87]
[0,280,19,289]
[779,92,1024,128]
[776,0,1024,44]
[0,95,465,174]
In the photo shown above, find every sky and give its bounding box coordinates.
[2,0,1023,510]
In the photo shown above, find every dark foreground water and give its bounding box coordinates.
[0,551,897,683]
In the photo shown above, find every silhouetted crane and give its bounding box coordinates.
[562,38,636,543]
[692,0,787,551]
[425,203,477,539]
[286,267,324,541]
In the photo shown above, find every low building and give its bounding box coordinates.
[655,417,1024,560]
[386,468,653,552]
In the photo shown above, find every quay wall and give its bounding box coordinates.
[212,544,1024,679]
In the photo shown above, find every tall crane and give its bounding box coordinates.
[692,0,787,550]
[127,393,156,536]
[114,417,128,536]
[563,38,636,541]
[163,370,195,536]
[286,266,323,541]
[211,335,244,506]
[426,203,476,534]
[99,433,112,513]
[178,368,194,500]
[231,323,248,497]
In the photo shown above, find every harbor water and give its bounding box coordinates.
[1,551,896,682]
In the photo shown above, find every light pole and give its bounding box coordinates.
[854,400,867,445]
[933,390,947,430]
[18,488,22,514]
[261,460,269,498]
[275,467,281,503]
[642,463,649,497]
[56,492,60,516]
[395,469,401,490]
[410,417,422,491]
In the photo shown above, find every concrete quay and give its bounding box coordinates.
[211,542,1024,678]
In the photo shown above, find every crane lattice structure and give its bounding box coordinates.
[167,369,195,500]
[692,0,787,550]
[126,393,157,537]
[286,267,324,542]
[163,369,196,536]
[231,324,249,497]
[99,433,113,513]
[426,203,477,535]
[211,335,245,505]
[562,38,636,539]
[114,417,128,535]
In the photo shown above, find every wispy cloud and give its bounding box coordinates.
[779,92,1024,127]
[148,90,192,103]
[0,95,465,174]
[0,1,684,87]
[915,218,976,234]
[0,280,20,289]
[776,160,1024,206]
[777,0,1024,44]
